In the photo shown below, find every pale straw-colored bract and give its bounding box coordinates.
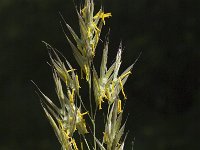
[34,0,138,149]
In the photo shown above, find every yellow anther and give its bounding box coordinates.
[94,11,112,25]
[81,111,88,116]
[67,69,77,73]
[102,13,112,18]
[102,13,112,24]
[75,74,81,88]
[119,78,127,99]
[99,12,112,25]
[120,71,131,79]
[118,99,122,113]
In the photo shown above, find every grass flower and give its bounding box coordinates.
[93,40,133,109]
[34,0,139,149]
[103,100,126,150]
[61,0,111,82]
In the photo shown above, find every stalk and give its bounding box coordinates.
[90,63,97,150]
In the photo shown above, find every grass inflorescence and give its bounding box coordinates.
[34,0,138,149]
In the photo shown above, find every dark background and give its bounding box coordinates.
[0,0,199,149]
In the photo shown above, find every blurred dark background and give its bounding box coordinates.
[0,0,199,149]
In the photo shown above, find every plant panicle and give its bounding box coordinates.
[34,0,138,149]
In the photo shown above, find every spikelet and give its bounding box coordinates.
[103,100,126,150]
[93,40,134,109]
[61,0,111,81]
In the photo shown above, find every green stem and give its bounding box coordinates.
[83,135,91,150]
[78,95,93,121]
[78,94,96,150]
[88,77,93,119]
[88,61,97,150]
[92,119,96,150]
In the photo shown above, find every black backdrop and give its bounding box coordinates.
[0,0,200,149]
